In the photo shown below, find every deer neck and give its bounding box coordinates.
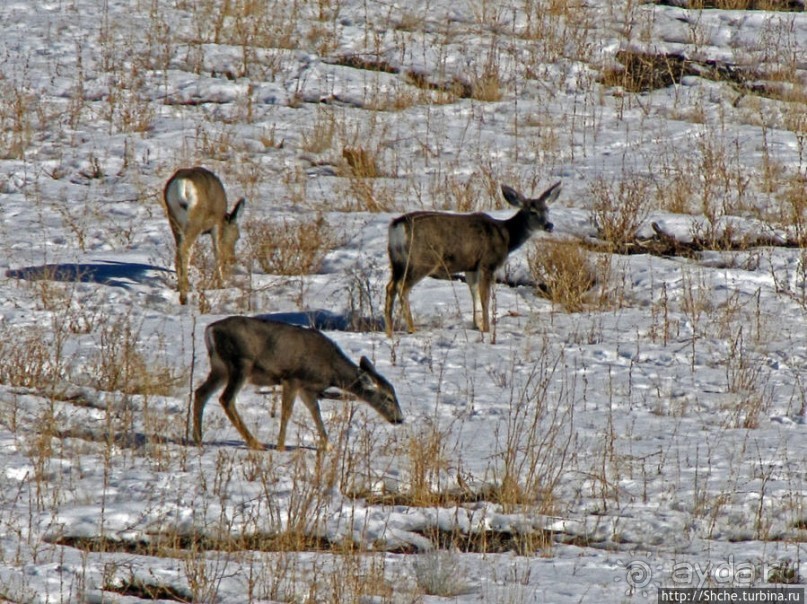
[504,211,533,252]
[331,358,363,393]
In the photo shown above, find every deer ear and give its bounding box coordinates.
[359,356,376,375]
[357,363,379,392]
[537,181,562,205]
[359,356,383,385]
[500,184,525,208]
[228,198,246,223]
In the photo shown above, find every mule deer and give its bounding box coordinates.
[163,167,245,304]
[193,316,404,451]
[384,181,561,336]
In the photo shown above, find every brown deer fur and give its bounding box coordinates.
[163,167,244,304]
[384,181,560,335]
[193,316,404,451]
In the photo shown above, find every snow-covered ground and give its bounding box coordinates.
[2,1,807,602]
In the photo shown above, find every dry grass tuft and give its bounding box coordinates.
[775,172,807,243]
[429,171,500,213]
[470,68,503,102]
[403,423,455,507]
[0,83,34,159]
[246,215,341,275]
[600,50,692,93]
[301,108,338,154]
[590,174,653,251]
[492,349,574,515]
[339,178,396,212]
[89,315,183,396]
[342,146,380,178]
[404,71,473,103]
[0,324,63,390]
[413,551,475,597]
[528,241,599,312]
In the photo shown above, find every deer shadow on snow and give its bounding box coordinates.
[6,260,171,289]
[6,264,383,332]
[254,309,384,333]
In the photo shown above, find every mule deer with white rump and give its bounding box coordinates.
[193,316,404,451]
[163,167,245,304]
[384,181,561,336]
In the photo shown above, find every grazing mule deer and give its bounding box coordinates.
[193,316,404,451]
[163,167,245,305]
[384,181,561,336]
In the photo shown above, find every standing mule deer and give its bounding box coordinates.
[384,181,561,336]
[163,167,245,305]
[193,316,404,451]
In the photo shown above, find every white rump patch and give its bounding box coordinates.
[388,221,409,256]
[165,177,202,230]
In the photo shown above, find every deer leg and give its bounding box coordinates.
[384,278,397,337]
[218,369,262,450]
[466,271,484,331]
[385,277,416,335]
[300,389,329,450]
[175,237,193,305]
[209,225,224,286]
[478,271,492,332]
[192,369,225,445]
[176,222,206,304]
[399,280,417,333]
[276,381,298,451]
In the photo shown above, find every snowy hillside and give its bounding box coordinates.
[1,0,807,602]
